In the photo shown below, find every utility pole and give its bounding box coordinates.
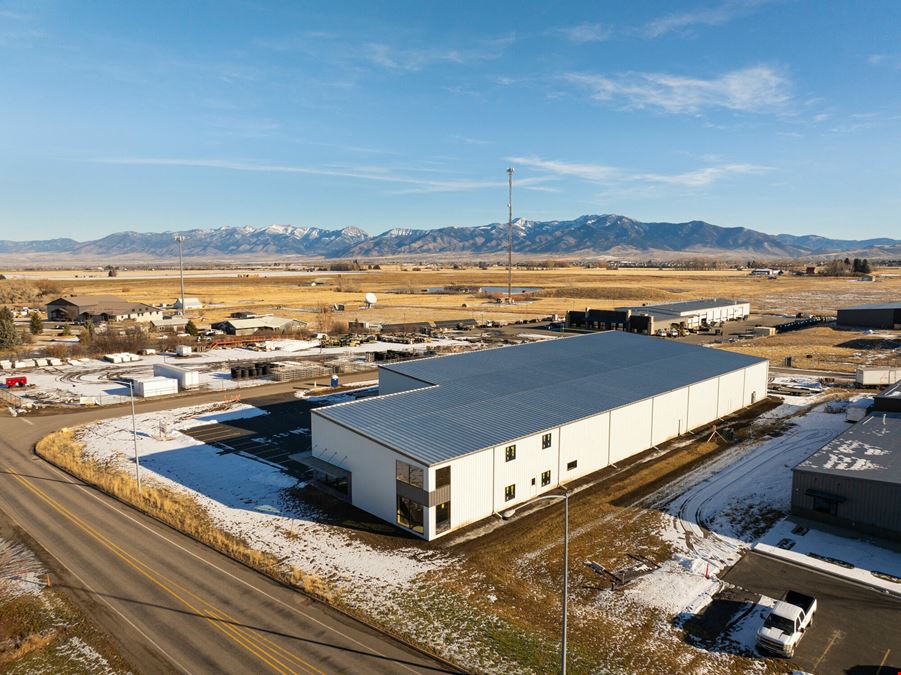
[507,167,514,303]
[128,381,142,494]
[561,490,568,675]
[174,235,186,316]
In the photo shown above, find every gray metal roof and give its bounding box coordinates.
[876,381,901,401]
[838,302,901,311]
[617,298,748,315]
[794,412,901,484]
[314,331,766,466]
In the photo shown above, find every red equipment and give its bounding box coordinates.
[4,376,27,388]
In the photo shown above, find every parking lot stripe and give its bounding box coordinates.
[877,648,891,674]
[813,630,844,671]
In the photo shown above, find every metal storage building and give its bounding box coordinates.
[133,376,179,398]
[46,295,162,323]
[616,298,750,329]
[791,412,901,541]
[837,301,901,329]
[874,382,901,413]
[211,316,304,336]
[309,331,768,540]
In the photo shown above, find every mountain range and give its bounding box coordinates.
[1,215,899,260]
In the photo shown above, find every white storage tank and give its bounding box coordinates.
[134,376,179,398]
[153,363,200,390]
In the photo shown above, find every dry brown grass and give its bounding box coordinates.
[715,326,901,372]
[434,400,785,673]
[539,285,681,301]
[35,429,335,603]
[48,266,901,330]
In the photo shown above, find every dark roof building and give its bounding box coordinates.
[792,412,901,540]
[211,316,304,336]
[837,302,901,329]
[46,295,162,323]
[874,381,901,414]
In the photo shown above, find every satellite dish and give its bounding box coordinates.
[364,292,377,306]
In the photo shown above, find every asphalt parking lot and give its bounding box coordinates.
[724,552,901,674]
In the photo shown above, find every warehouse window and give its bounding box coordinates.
[505,445,516,462]
[396,460,424,489]
[541,470,551,487]
[435,501,451,533]
[811,495,839,516]
[542,433,552,449]
[567,460,578,471]
[436,466,451,488]
[504,484,516,501]
[396,495,424,533]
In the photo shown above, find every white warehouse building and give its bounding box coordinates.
[617,298,750,329]
[309,331,768,540]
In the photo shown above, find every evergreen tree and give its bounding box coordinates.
[0,306,19,348]
[29,311,44,335]
[185,320,198,336]
[860,258,872,274]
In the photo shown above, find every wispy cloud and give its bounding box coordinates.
[361,34,513,71]
[0,4,44,48]
[90,156,551,194]
[257,30,514,73]
[565,65,791,114]
[644,0,772,38]
[507,155,771,188]
[868,53,901,69]
[554,22,612,43]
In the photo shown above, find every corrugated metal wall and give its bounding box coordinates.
[791,469,901,541]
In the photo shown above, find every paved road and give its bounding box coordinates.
[725,552,901,674]
[0,392,458,675]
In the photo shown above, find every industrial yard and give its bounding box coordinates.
[1,265,899,674]
[31,372,900,673]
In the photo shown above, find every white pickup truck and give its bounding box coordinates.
[756,591,817,658]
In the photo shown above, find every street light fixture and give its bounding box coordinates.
[502,489,569,674]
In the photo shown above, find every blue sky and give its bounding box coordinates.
[1,1,900,240]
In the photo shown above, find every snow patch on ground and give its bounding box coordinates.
[756,519,901,594]
[624,556,721,618]
[717,596,777,656]
[0,539,46,600]
[77,403,450,593]
[53,637,118,675]
[15,337,476,406]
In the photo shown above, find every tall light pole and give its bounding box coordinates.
[128,381,142,494]
[506,167,514,303]
[174,235,186,316]
[502,489,569,673]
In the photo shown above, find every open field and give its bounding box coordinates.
[9,265,901,329]
[714,325,901,372]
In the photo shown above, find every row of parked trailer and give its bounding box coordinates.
[104,352,142,363]
[0,357,65,369]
